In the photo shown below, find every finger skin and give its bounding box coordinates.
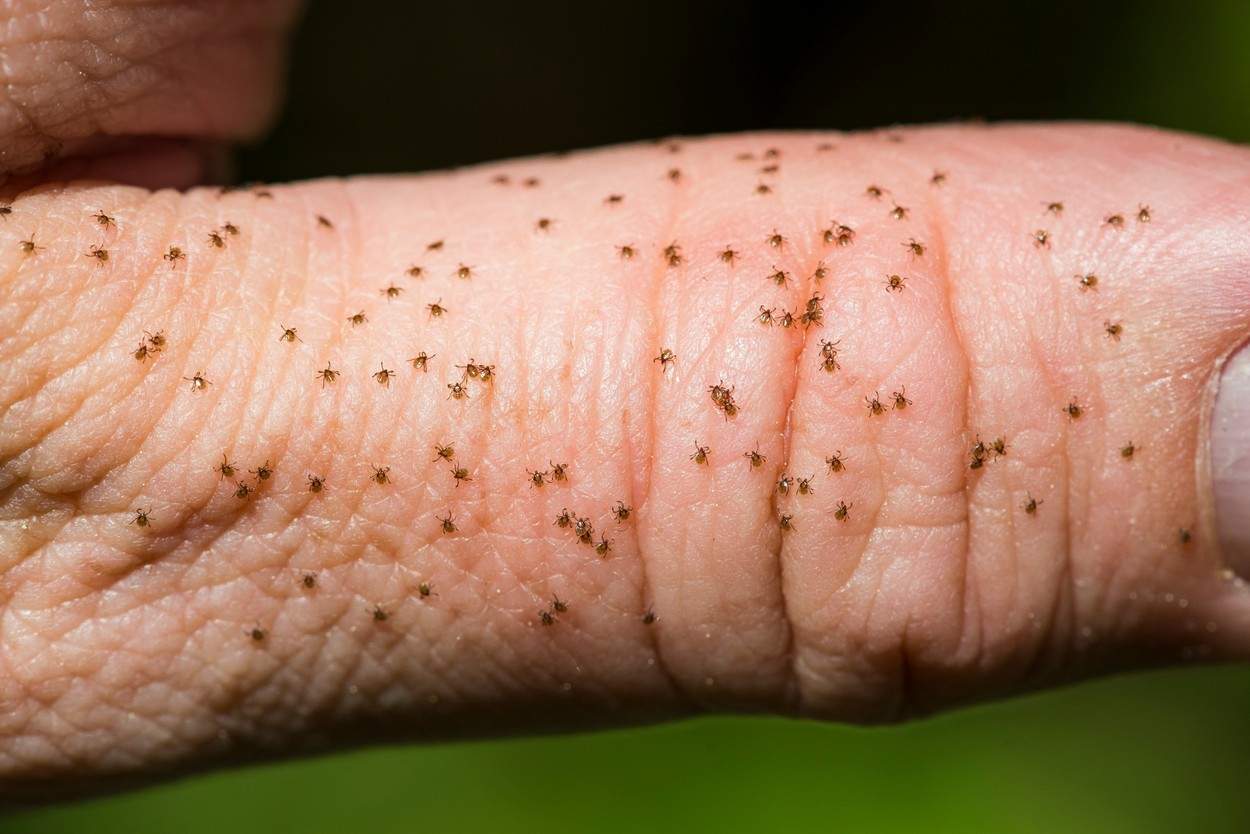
[0,123,1248,798]
[0,0,302,183]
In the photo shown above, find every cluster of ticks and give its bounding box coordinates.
[0,134,1193,644]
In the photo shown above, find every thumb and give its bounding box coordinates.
[0,0,302,189]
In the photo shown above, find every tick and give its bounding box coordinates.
[1065,399,1083,420]
[130,508,152,527]
[1078,273,1098,291]
[1032,229,1051,248]
[427,300,447,318]
[279,325,302,343]
[744,445,766,468]
[890,204,909,220]
[450,465,472,486]
[884,274,907,293]
[654,347,676,371]
[892,387,912,410]
[87,245,108,263]
[664,242,683,267]
[574,516,594,544]
[439,512,457,533]
[347,311,367,327]
[434,443,455,462]
[373,364,395,387]
[217,454,237,479]
[617,244,636,259]
[307,474,325,493]
[1121,441,1138,459]
[455,263,473,280]
[1024,494,1043,515]
[549,461,568,481]
[904,238,925,257]
[691,442,710,465]
[613,501,631,522]
[164,246,185,266]
[834,500,852,522]
[317,363,340,386]
[184,372,210,391]
[410,351,434,371]
[372,465,391,485]
[866,392,886,416]
[1105,321,1123,340]
[826,451,846,473]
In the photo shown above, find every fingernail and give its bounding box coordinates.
[1213,342,1250,577]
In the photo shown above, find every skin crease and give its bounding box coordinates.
[2,124,1250,803]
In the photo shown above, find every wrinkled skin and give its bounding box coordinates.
[1,0,1250,804]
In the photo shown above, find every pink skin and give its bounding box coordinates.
[2,125,1250,801]
[3,0,1250,805]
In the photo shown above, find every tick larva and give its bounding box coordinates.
[317,363,340,386]
[184,371,211,391]
[691,442,710,465]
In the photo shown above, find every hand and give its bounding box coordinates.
[2,0,1249,803]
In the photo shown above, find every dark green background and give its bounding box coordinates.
[14,1,1250,831]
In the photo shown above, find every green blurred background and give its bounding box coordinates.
[13,0,1250,831]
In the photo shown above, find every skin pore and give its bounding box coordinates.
[2,124,1250,802]
[1,0,1250,807]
